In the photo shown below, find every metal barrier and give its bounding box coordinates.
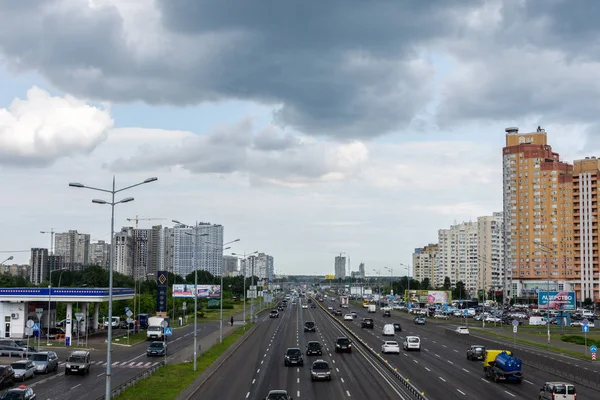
[444,328,600,389]
[317,302,429,400]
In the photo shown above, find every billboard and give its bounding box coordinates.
[405,290,452,304]
[538,291,576,310]
[172,284,221,299]
[325,274,335,280]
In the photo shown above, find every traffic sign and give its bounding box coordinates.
[35,308,43,313]
[75,313,84,321]
[590,345,597,353]
[463,309,468,315]
[592,353,597,360]
[126,310,133,318]
[160,320,169,328]
[512,320,519,327]
[583,325,590,333]
[126,318,134,324]
[182,302,187,310]
[32,323,40,331]
[26,320,34,329]
[583,319,589,327]
[164,327,173,337]
[512,326,518,333]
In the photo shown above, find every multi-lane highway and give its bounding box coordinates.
[330,299,600,399]
[197,300,419,399]
[22,321,223,400]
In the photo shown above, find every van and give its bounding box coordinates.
[65,350,91,375]
[529,316,547,326]
[539,382,576,400]
[382,324,395,336]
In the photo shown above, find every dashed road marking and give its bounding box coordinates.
[462,368,469,373]
[504,390,515,397]
[425,367,431,371]
[457,389,466,395]
[346,390,351,397]
[439,377,446,382]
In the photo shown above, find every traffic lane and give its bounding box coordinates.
[196,313,286,400]
[249,304,303,400]
[308,307,417,400]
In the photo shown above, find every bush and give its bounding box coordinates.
[206,303,234,310]
[561,335,600,347]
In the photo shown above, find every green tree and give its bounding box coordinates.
[442,276,451,290]
[452,281,466,300]
[421,278,431,290]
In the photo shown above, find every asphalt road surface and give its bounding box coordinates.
[198,301,424,400]
[20,321,222,400]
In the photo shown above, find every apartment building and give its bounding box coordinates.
[114,228,134,276]
[30,248,49,285]
[172,223,224,278]
[54,230,91,270]
[477,212,504,294]
[334,256,346,280]
[89,240,110,268]
[502,127,574,302]
[412,244,438,285]
[223,255,238,275]
[437,221,478,294]
[573,157,600,302]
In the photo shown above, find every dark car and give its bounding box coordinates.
[278,306,284,311]
[265,389,292,400]
[333,309,342,316]
[310,360,332,381]
[304,322,316,332]
[0,365,14,388]
[284,348,303,366]
[0,384,36,400]
[334,337,352,353]
[466,345,485,361]
[270,310,280,318]
[393,323,402,332]
[310,303,316,309]
[147,341,167,357]
[383,310,391,318]
[361,318,374,329]
[306,341,323,356]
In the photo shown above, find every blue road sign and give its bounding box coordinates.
[463,309,468,315]
[582,319,589,327]
[125,307,130,313]
[583,326,590,333]
[164,327,173,337]
[32,323,40,331]
[512,320,519,327]
[590,345,597,353]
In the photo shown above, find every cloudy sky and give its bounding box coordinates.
[0,0,598,276]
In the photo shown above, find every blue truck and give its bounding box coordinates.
[483,350,523,384]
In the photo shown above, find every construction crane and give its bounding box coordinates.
[126,216,167,323]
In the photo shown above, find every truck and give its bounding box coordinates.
[340,296,349,308]
[147,316,166,341]
[483,350,523,383]
[368,304,376,313]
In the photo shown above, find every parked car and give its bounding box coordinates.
[0,365,14,388]
[28,351,59,374]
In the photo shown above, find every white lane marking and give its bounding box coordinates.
[332,359,336,363]
[341,377,345,383]
[462,368,469,373]
[246,392,250,398]
[261,360,264,365]
[97,372,105,377]
[252,379,255,384]
[257,368,260,373]
[504,391,515,397]
[297,391,300,398]
[297,378,300,383]
[413,360,418,364]
[454,349,459,353]
[524,380,534,385]
[71,384,82,390]
[447,360,454,364]
[297,368,300,373]
[424,348,430,352]
[442,345,447,348]
[336,368,340,372]
[457,389,466,395]
[435,354,440,358]
[346,390,351,397]
[425,367,431,371]
[439,377,446,382]
[480,378,490,384]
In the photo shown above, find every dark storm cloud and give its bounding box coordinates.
[0,0,480,138]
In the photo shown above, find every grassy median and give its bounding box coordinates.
[115,324,252,400]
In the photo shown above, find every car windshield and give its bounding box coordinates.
[13,341,26,347]
[148,326,161,332]
[149,342,164,348]
[305,322,314,327]
[2,392,26,400]
[266,394,288,400]
[312,362,329,370]
[338,338,350,345]
[408,338,419,343]
[472,347,483,352]
[386,341,398,346]
[271,311,277,313]
[10,363,26,370]
[68,355,86,363]
[29,354,48,361]
[286,349,300,356]
[308,342,320,348]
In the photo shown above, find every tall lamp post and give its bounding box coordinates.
[47,268,67,345]
[399,263,410,307]
[372,269,381,306]
[69,176,157,400]
[533,240,553,348]
[232,251,258,329]
[0,256,13,266]
[216,239,240,344]
[384,267,394,297]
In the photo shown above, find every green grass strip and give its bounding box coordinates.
[115,324,252,400]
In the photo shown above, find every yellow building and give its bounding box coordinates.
[502,127,574,303]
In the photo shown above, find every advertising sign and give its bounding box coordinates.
[172,284,221,299]
[405,290,452,304]
[537,291,576,310]
[325,274,335,280]
[156,271,168,313]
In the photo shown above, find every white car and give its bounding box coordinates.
[327,306,333,311]
[302,304,308,309]
[403,336,421,351]
[381,341,400,354]
[343,314,354,321]
[455,326,470,335]
[433,313,449,320]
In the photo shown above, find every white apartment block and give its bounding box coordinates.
[114,228,134,276]
[173,223,224,278]
[436,221,478,294]
[54,230,90,268]
[89,240,110,268]
[158,227,174,274]
[30,248,49,285]
[334,256,346,280]
[477,213,504,294]
[412,244,438,285]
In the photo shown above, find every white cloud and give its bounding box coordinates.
[0,86,112,166]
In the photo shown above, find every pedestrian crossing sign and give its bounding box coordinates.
[164,327,173,336]
[32,323,40,331]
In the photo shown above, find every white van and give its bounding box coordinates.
[382,324,395,336]
[529,316,547,326]
[539,382,576,400]
[403,336,421,351]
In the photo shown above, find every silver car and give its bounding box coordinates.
[11,360,35,381]
[29,351,59,374]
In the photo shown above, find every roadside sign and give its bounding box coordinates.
[593,353,597,361]
[512,320,519,327]
[583,319,589,327]
[182,302,187,311]
[164,327,173,336]
[35,308,43,313]
[126,318,133,324]
[583,325,590,333]
[590,345,597,353]
[75,313,84,321]
[160,320,169,328]
[125,307,130,313]
[463,309,468,315]
[126,310,133,318]
[26,320,34,329]
[513,326,518,333]
[32,323,40,331]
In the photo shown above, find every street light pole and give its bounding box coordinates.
[69,176,157,400]
[47,268,67,345]
[399,263,411,307]
[217,240,239,344]
[232,251,258,330]
[534,240,553,348]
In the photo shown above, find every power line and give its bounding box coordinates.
[0,250,31,253]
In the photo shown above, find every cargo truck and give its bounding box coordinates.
[147,316,166,341]
[340,296,349,308]
[483,350,523,383]
[368,304,376,313]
